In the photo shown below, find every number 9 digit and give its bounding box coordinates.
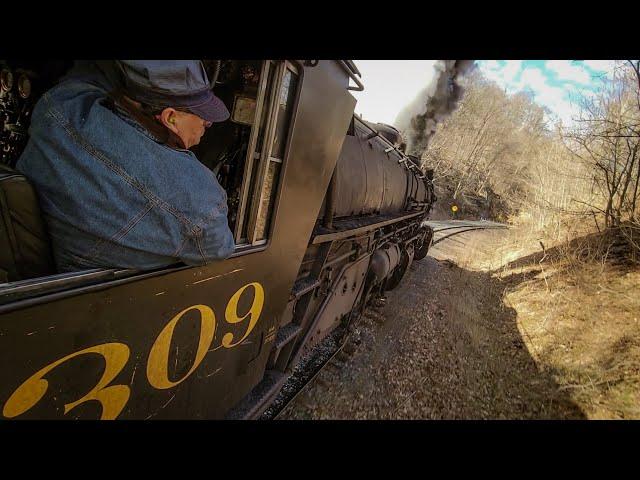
[222,282,264,349]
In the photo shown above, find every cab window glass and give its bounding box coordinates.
[254,64,299,241]
[271,68,297,160]
[199,60,299,247]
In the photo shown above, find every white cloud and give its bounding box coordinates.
[481,64,508,87]
[483,60,502,71]
[517,67,578,125]
[545,60,591,84]
[502,60,523,84]
[478,60,522,91]
[519,67,550,92]
[351,60,439,125]
[581,60,617,73]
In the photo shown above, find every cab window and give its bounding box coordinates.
[228,61,300,245]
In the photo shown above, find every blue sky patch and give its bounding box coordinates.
[477,60,616,125]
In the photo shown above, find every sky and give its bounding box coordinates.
[352,60,618,127]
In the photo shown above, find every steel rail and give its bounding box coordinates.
[431,225,507,246]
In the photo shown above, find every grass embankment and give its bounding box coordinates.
[449,224,640,419]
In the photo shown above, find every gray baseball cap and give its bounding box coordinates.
[116,60,230,123]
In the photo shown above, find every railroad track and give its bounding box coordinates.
[262,220,508,420]
[261,327,350,420]
[425,220,508,246]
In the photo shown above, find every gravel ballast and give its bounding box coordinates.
[278,231,585,420]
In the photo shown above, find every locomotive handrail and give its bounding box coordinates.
[343,60,361,77]
[338,60,364,92]
[354,116,425,176]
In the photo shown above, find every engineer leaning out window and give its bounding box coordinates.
[16,60,236,273]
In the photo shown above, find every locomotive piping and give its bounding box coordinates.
[323,170,338,229]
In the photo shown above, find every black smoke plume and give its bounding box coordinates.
[394,60,476,159]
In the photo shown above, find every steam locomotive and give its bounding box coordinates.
[0,60,435,419]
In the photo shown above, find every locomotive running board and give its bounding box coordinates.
[224,370,288,420]
[312,211,425,244]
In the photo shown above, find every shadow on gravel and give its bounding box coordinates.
[375,256,587,420]
[281,252,587,419]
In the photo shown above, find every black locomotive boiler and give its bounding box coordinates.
[0,60,435,419]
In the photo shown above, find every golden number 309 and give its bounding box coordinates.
[2,282,265,420]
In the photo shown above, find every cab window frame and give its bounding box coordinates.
[234,60,301,248]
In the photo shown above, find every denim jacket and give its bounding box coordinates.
[16,62,236,272]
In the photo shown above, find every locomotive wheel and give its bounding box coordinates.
[414,227,433,261]
[385,249,409,291]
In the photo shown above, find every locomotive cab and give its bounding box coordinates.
[0,60,300,297]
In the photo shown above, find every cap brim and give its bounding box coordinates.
[187,91,230,123]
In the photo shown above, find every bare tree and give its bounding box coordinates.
[563,61,640,228]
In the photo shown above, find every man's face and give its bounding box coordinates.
[157,108,212,149]
[172,110,212,149]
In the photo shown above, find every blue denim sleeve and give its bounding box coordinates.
[178,212,236,265]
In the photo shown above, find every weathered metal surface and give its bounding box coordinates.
[0,60,356,420]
